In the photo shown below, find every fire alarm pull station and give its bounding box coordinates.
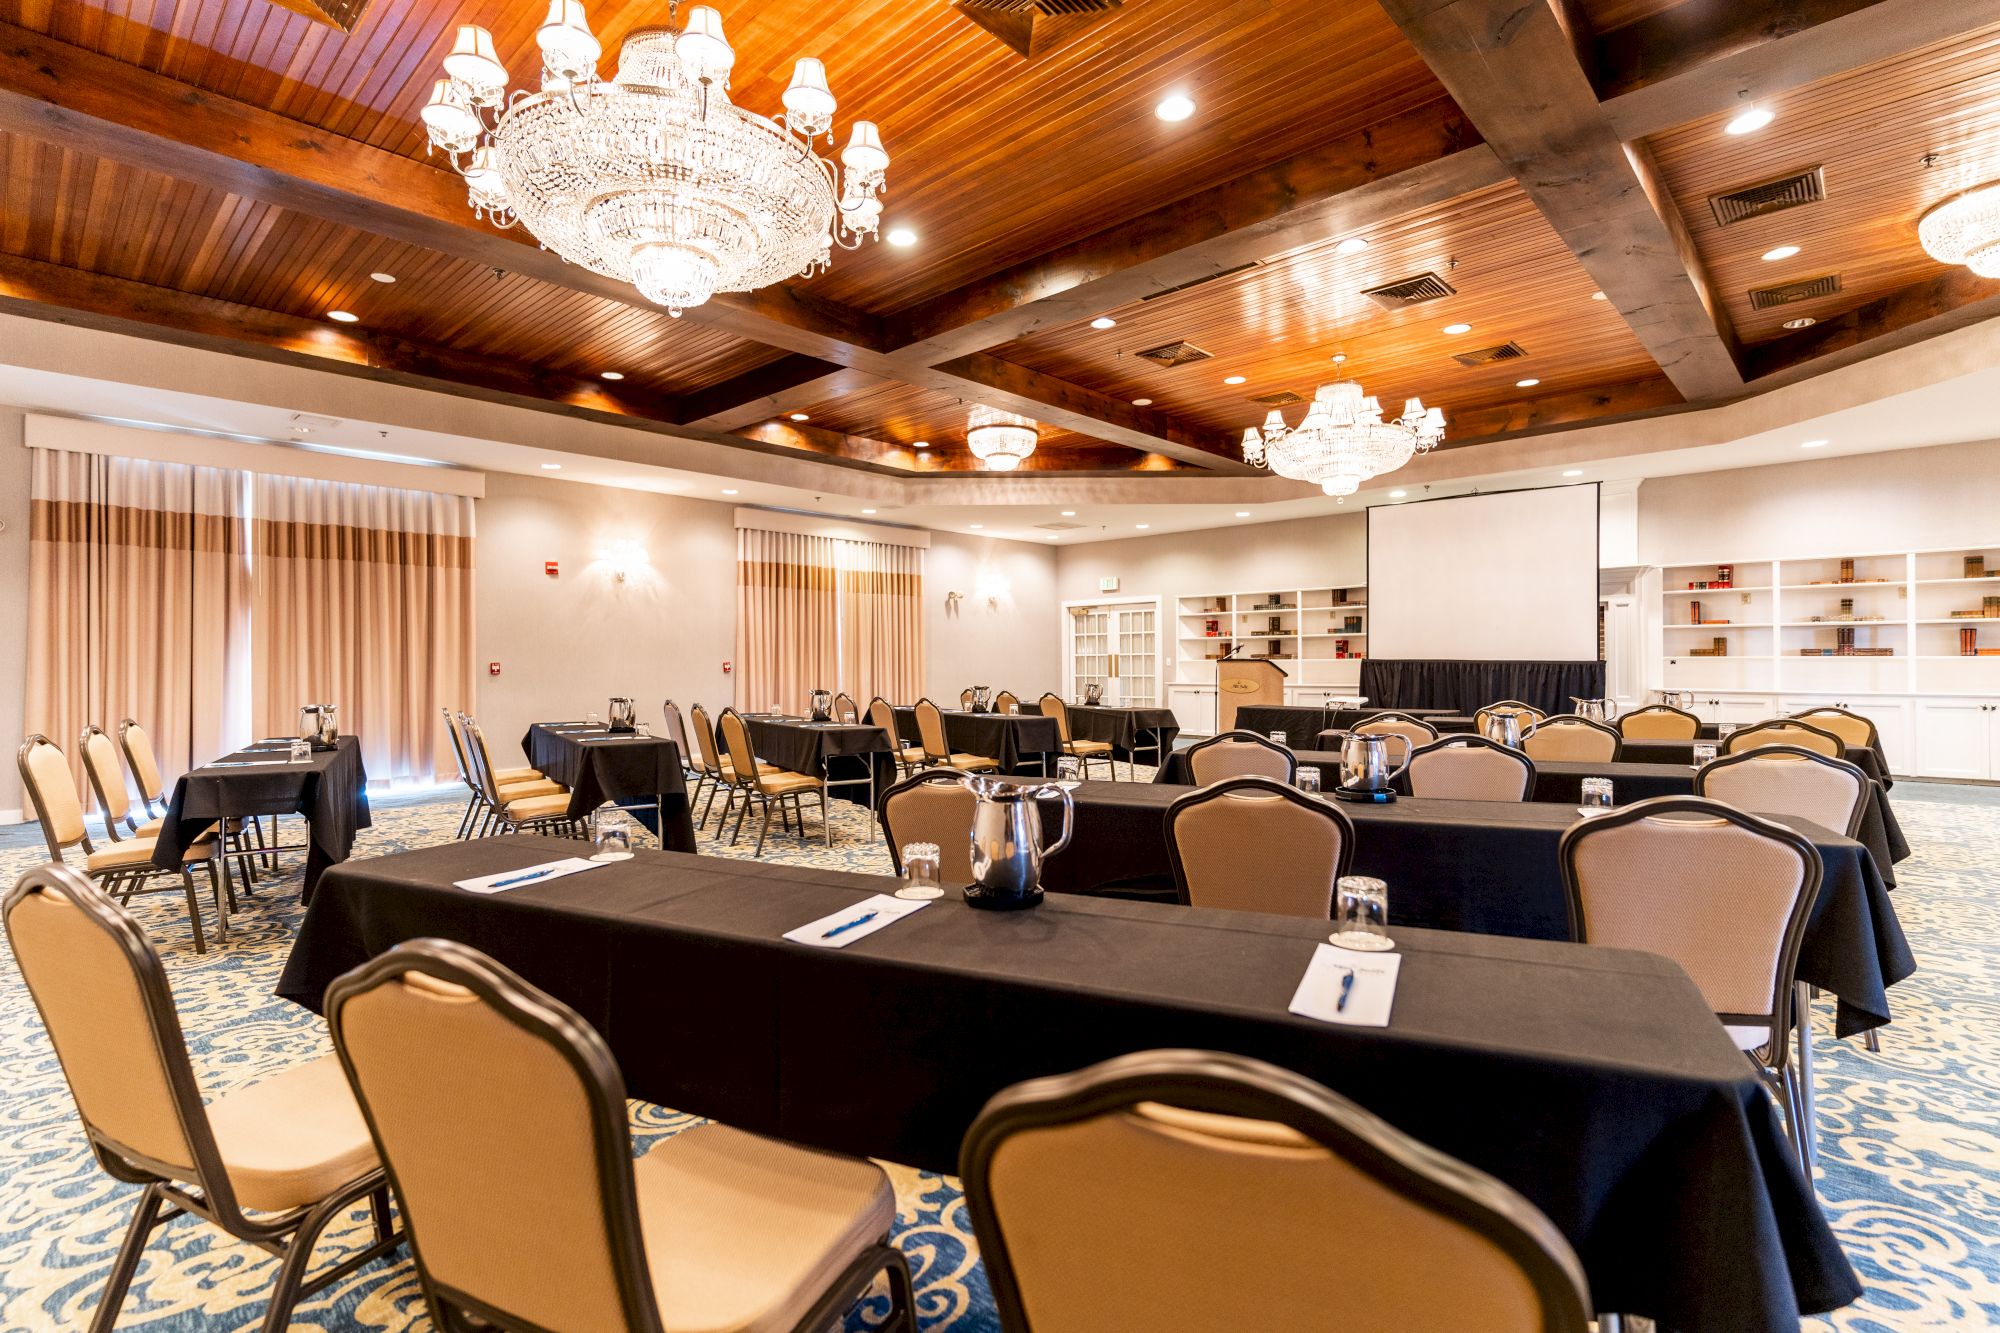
[545,560,559,577]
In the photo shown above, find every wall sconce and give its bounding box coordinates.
[598,538,650,584]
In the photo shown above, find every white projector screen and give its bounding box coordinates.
[1367,485,1599,661]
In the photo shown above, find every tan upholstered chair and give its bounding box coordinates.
[109,719,270,876]
[1614,704,1700,740]
[915,698,1001,772]
[961,1049,1593,1333]
[1165,777,1354,917]
[1695,746,1869,837]
[80,724,166,840]
[1354,712,1440,759]
[20,735,222,953]
[1559,796,1824,1170]
[1183,730,1296,786]
[658,699,702,787]
[960,687,977,710]
[1521,717,1622,763]
[1039,693,1116,780]
[994,690,1020,715]
[832,691,861,724]
[718,709,830,854]
[870,697,929,777]
[443,709,558,840]
[459,716,578,837]
[4,865,402,1331]
[1789,706,1878,754]
[879,768,978,883]
[1405,736,1537,802]
[686,704,776,829]
[1724,719,1843,759]
[116,718,171,820]
[1475,700,1546,733]
[326,938,912,1333]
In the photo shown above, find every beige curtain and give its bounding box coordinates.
[25,448,251,797]
[838,539,923,706]
[735,528,839,713]
[250,474,476,786]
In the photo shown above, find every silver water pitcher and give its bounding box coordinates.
[299,703,338,750]
[808,689,834,722]
[1570,697,1612,722]
[607,697,637,733]
[1480,710,1525,749]
[1082,681,1104,706]
[962,775,1075,911]
[1328,730,1408,803]
[970,685,994,713]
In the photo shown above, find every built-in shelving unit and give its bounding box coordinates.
[1168,584,1369,733]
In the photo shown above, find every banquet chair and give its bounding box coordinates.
[1558,797,1824,1171]
[20,735,222,954]
[994,689,1020,715]
[80,725,262,896]
[4,864,402,1333]
[1724,719,1843,758]
[446,713,565,838]
[833,691,861,724]
[1521,717,1622,763]
[1355,712,1440,751]
[1694,746,1869,838]
[116,718,172,821]
[961,688,977,710]
[1789,706,1879,755]
[915,698,1001,772]
[459,716,580,838]
[1039,693,1117,780]
[686,705,778,829]
[1165,777,1354,918]
[658,699,704,793]
[1475,700,1546,733]
[116,718,270,873]
[325,939,911,1333]
[1184,730,1296,786]
[960,1049,1593,1333]
[870,697,930,778]
[879,768,978,883]
[718,709,830,854]
[1614,704,1701,740]
[1405,736,1537,801]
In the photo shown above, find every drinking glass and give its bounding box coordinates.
[1331,876,1392,951]
[1296,767,1323,795]
[288,739,311,763]
[1270,730,1288,746]
[635,722,652,739]
[1007,702,1020,715]
[1056,755,1082,783]
[586,710,601,728]
[1692,742,1718,767]
[896,842,943,900]
[1715,723,1738,740]
[589,810,634,861]
[1579,776,1614,814]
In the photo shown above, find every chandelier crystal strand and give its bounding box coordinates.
[1919,183,2000,278]
[420,4,888,317]
[966,405,1039,471]
[1242,379,1444,496]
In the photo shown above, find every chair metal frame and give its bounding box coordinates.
[1404,734,1538,801]
[1163,775,1356,909]
[914,698,1001,772]
[869,696,928,779]
[459,715,582,838]
[717,708,831,854]
[1613,703,1702,740]
[832,690,861,724]
[1180,729,1298,785]
[1038,692,1118,781]
[80,724,264,900]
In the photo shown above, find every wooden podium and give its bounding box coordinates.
[1218,658,1287,731]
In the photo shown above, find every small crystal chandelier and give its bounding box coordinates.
[1241,380,1445,496]
[420,2,889,316]
[965,406,1039,471]
[1919,182,2000,277]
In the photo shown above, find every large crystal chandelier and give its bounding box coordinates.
[420,2,889,316]
[1919,183,2000,277]
[1241,380,1444,496]
[965,406,1039,471]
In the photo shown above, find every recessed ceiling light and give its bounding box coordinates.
[1234,511,1250,518]
[788,412,810,421]
[913,439,930,449]
[1132,397,1153,406]
[1331,353,1347,364]
[540,462,562,470]
[1800,439,1828,449]
[1762,245,1801,262]
[1443,323,1471,335]
[1061,510,1076,516]
[327,310,359,323]
[1783,317,1817,330]
[722,488,739,495]
[369,272,396,283]
[1335,237,1369,256]
[1155,93,1195,122]
[1135,523,1150,530]
[886,226,917,247]
[600,370,624,380]
[1725,107,1775,136]
[1516,378,1540,388]
[1389,490,1407,498]
[1091,316,1116,330]
[861,508,877,514]
[1590,291,1607,301]
[969,524,984,530]
[1223,374,1246,385]
[1562,469,1584,477]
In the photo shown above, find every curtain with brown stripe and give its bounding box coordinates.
[735,528,839,713]
[250,474,476,785]
[838,539,924,706]
[25,449,251,796]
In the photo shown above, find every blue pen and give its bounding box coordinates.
[490,866,562,890]
[1336,969,1356,1012]
[820,910,879,940]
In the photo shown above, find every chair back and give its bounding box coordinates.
[960,688,976,710]
[79,725,137,836]
[961,1049,1593,1333]
[1475,701,1545,732]
[867,697,902,741]
[1788,707,1877,752]
[1614,705,1699,740]
[1037,693,1074,744]
[456,716,506,807]
[1355,713,1439,749]
[716,710,761,790]
[659,700,694,768]
[688,703,725,777]
[1184,731,1296,786]
[914,699,952,761]
[994,690,1020,715]
[833,691,860,724]
[1165,778,1353,917]
[118,719,167,807]
[18,735,91,859]
[1695,746,1869,837]
[1521,717,1621,763]
[1559,796,1821,1061]
[326,939,663,1333]
[1724,719,1842,758]
[441,707,475,789]
[1406,736,1536,801]
[879,769,978,882]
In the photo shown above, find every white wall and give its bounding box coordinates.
[0,411,29,815]
[924,531,1062,702]
[1053,511,1367,605]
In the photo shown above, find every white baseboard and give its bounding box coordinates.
[0,808,24,826]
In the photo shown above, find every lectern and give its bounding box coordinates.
[1217,658,1287,732]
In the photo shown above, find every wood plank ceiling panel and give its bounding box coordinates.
[987,180,1671,439]
[1572,0,1695,34]
[779,376,1113,459]
[1645,19,2000,343]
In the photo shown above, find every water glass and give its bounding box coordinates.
[1056,755,1082,783]
[1007,702,1020,715]
[289,739,311,763]
[1692,742,1718,767]
[586,710,602,728]
[635,722,652,739]
[1296,767,1323,795]
[1579,776,1614,812]
[1270,730,1288,746]
[1331,876,1393,952]
[896,842,944,900]
[589,811,634,862]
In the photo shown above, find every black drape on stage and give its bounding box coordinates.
[1360,659,1606,716]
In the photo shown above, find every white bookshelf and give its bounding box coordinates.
[1168,584,1369,731]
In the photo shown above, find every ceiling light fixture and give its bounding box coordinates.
[327,310,359,323]
[1800,439,1828,449]
[1590,291,1607,301]
[912,440,930,449]
[1725,107,1775,136]
[861,508,876,514]
[370,272,397,283]
[969,523,984,529]
[1762,245,1801,262]
[788,412,810,421]
[1389,490,1407,498]
[1131,397,1152,406]
[1783,316,1817,329]
[1155,93,1195,122]
[886,226,917,247]
[1335,237,1369,256]
[1919,183,2000,277]
[722,488,739,494]
[1241,379,1444,497]
[1562,469,1584,477]
[1060,510,1076,516]
[422,7,890,317]
[1090,317,1116,329]
[966,405,1039,471]
[1516,378,1540,388]
[1223,374,1246,385]
[1330,354,1347,364]
[1234,511,1249,518]
[541,462,563,470]
[601,370,625,380]
[1135,523,1149,529]
[1442,322,1471,335]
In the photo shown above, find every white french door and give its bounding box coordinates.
[1062,597,1161,706]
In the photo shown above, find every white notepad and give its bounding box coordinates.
[1288,944,1402,1027]
[783,894,929,948]
[454,857,606,894]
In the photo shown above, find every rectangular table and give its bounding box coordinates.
[1063,704,1180,770]
[1230,704,1349,741]
[277,841,1856,1332]
[742,716,897,831]
[1045,780,1913,1037]
[522,723,697,852]
[892,707,1060,774]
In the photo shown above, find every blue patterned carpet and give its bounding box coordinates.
[0,779,1994,1331]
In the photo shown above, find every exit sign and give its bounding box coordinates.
[1098,576,1120,593]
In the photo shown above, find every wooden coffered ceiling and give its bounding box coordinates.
[2,0,2000,481]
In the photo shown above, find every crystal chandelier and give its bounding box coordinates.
[420,2,889,316]
[1241,380,1444,496]
[965,406,1039,471]
[1919,183,2000,277]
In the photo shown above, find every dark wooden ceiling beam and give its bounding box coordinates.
[675,356,879,430]
[1377,0,1747,404]
[1599,0,2000,142]
[1745,268,2000,384]
[1437,375,1685,444]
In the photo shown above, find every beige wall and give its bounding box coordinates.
[925,531,1061,702]
[1053,511,1367,605]
[0,413,29,814]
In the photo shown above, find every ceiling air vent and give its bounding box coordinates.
[1135,340,1212,368]
[1450,341,1527,367]
[1138,262,1261,301]
[1749,273,1841,309]
[263,0,375,32]
[1361,271,1459,310]
[952,0,1122,60]
[1707,166,1826,227]
[1249,390,1303,405]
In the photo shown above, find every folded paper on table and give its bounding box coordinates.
[783,893,930,949]
[453,857,607,894]
[1289,944,1401,1027]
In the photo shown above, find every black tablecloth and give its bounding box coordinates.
[1064,705,1180,763]
[1231,704,1341,740]
[1620,737,1892,789]
[153,735,371,895]
[1360,659,1607,718]
[1327,706,1460,731]
[278,841,1856,1331]
[742,716,897,808]
[522,724,696,851]
[1048,781,1912,1037]
[891,707,1060,774]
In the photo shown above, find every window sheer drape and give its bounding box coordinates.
[838,539,923,706]
[735,525,923,712]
